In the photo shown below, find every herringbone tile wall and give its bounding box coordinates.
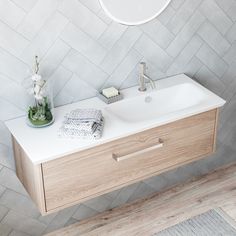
[0,0,236,235]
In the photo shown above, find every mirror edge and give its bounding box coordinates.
[99,0,172,26]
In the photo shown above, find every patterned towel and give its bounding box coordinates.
[58,118,104,140]
[58,109,104,140]
[63,121,98,133]
[65,109,102,123]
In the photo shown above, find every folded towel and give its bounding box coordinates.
[66,109,102,123]
[63,121,98,133]
[58,109,104,140]
[58,117,104,140]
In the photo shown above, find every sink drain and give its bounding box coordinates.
[145,96,152,103]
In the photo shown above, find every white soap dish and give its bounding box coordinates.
[97,92,123,104]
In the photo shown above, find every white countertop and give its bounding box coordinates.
[5,74,226,165]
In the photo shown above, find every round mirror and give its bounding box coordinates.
[99,0,171,26]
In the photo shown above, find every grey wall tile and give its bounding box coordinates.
[199,0,233,35]
[0,21,29,57]
[0,184,6,197]
[54,89,74,107]
[196,43,228,78]
[0,121,12,146]
[167,36,203,73]
[50,66,73,98]
[197,21,231,56]
[97,8,113,25]
[21,12,69,65]
[0,205,9,221]
[10,0,38,12]
[223,42,236,65]
[143,59,166,80]
[0,0,26,29]
[61,23,106,65]
[120,63,142,89]
[58,0,107,40]
[226,22,236,43]
[0,74,31,111]
[221,60,236,86]
[79,0,101,14]
[62,74,97,102]
[98,22,127,50]
[170,0,185,10]
[0,99,24,121]
[0,48,30,83]
[215,0,236,22]
[100,27,142,74]
[182,57,203,77]
[140,20,175,49]
[40,39,70,79]
[62,49,108,90]
[158,5,176,26]
[167,0,203,35]
[135,34,173,72]
[17,0,61,40]
[194,66,225,95]
[103,49,142,88]
[167,10,205,57]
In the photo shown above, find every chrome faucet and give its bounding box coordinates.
[138,62,156,92]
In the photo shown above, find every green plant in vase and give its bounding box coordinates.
[28,56,54,127]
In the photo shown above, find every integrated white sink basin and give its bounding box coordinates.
[5,74,226,164]
[105,83,207,123]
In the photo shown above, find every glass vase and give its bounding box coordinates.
[27,77,54,128]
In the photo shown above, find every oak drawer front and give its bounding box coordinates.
[42,110,217,212]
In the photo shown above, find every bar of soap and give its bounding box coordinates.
[102,87,119,98]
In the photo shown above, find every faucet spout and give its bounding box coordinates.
[143,74,156,89]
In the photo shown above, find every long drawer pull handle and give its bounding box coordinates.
[112,139,164,162]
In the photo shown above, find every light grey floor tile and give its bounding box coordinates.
[1,210,46,236]
[9,230,31,236]
[73,204,99,221]
[84,195,112,213]
[0,223,12,236]
[0,189,40,219]
[0,168,27,196]
[127,182,156,203]
[43,205,78,234]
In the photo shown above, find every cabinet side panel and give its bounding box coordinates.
[12,137,46,214]
[213,109,219,152]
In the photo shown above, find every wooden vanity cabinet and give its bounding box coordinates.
[13,109,218,215]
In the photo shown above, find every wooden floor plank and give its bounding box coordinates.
[46,163,236,236]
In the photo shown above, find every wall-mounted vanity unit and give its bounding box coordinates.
[5,74,225,215]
